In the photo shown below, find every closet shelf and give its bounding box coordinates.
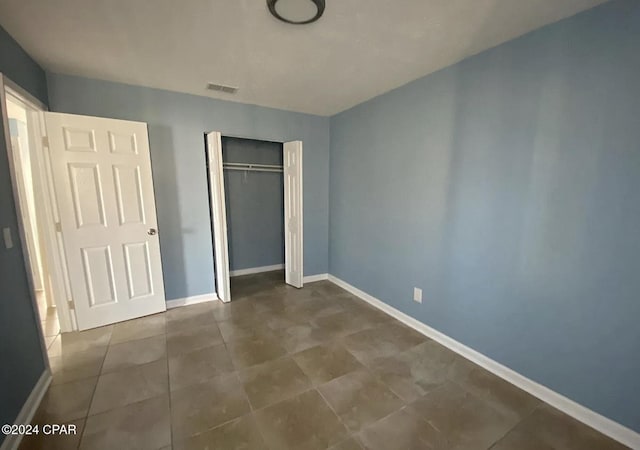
[223,162,283,173]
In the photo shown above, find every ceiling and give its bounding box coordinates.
[0,0,607,116]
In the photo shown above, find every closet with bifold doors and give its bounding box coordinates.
[206,132,303,302]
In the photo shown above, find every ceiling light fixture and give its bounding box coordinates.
[267,0,325,25]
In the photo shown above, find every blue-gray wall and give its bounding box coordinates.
[222,137,284,272]
[0,27,48,104]
[47,74,330,300]
[0,25,47,445]
[330,0,640,432]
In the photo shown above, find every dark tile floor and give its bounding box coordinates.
[21,271,628,449]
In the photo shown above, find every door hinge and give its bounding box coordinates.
[42,136,49,147]
[55,222,62,232]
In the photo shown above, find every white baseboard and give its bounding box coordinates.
[230,264,284,277]
[166,293,219,310]
[328,275,640,449]
[303,273,329,283]
[1,369,52,450]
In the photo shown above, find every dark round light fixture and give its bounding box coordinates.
[267,0,325,25]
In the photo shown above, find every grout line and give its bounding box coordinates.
[486,403,540,449]
[76,326,113,449]
[165,329,174,449]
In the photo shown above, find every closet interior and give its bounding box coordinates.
[221,137,286,298]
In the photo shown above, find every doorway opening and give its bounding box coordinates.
[1,75,72,361]
[5,90,60,356]
[205,132,304,303]
[223,137,286,298]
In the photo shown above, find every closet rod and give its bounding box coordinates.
[224,166,283,173]
[222,162,283,173]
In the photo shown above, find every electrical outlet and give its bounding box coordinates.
[3,227,13,249]
[413,287,422,304]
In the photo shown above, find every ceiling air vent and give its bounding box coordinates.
[206,83,238,94]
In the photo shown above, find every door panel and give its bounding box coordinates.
[108,131,138,154]
[206,131,231,302]
[113,165,145,225]
[123,241,153,299]
[63,127,96,152]
[45,112,166,330]
[68,162,106,228]
[284,141,303,288]
[81,245,117,306]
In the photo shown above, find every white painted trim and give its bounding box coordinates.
[165,293,219,310]
[303,273,328,283]
[327,275,640,449]
[230,264,284,277]
[0,369,52,450]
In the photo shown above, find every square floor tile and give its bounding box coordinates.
[109,313,166,345]
[170,373,250,440]
[369,340,458,402]
[168,343,234,391]
[318,370,403,432]
[408,381,518,449]
[254,389,348,450]
[329,437,365,450]
[172,414,266,450]
[218,319,272,343]
[101,335,166,373]
[226,333,287,369]
[57,326,113,355]
[167,311,218,334]
[211,299,257,323]
[41,317,61,337]
[44,335,57,350]
[312,310,375,337]
[239,356,311,409]
[340,322,427,366]
[490,427,556,450]
[49,347,106,386]
[166,324,224,358]
[37,377,97,422]
[284,297,344,321]
[81,394,171,450]
[293,342,364,385]
[272,323,335,354]
[503,404,629,450]
[165,301,216,323]
[451,364,540,421]
[89,359,168,415]
[357,408,444,450]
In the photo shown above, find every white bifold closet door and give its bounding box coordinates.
[207,133,304,301]
[45,112,166,330]
[206,131,231,302]
[284,141,303,288]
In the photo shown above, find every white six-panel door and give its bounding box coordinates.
[284,141,303,288]
[45,112,166,330]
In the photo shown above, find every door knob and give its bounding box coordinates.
[147,228,157,236]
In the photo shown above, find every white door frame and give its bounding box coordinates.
[206,132,304,301]
[1,74,75,339]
